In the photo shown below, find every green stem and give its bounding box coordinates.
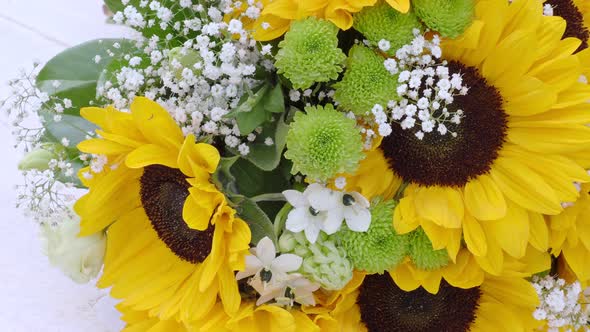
[251,193,287,203]
[394,181,410,201]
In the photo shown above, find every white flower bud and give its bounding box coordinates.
[40,210,106,284]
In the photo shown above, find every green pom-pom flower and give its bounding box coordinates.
[338,200,409,273]
[333,45,398,115]
[275,17,346,89]
[279,231,353,291]
[408,228,450,270]
[353,2,422,55]
[285,104,364,181]
[412,0,475,38]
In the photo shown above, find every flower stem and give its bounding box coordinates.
[251,193,287,203]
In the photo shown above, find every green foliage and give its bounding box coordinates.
[233,196,278,246]
[37,39,133,116]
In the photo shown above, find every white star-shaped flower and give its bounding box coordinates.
[236,237,302,283]
[282,183,343,243]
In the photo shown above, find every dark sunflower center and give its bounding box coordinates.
[140,165,214,263]
[546,0,589,53]
[358,273,481,332]
[381,61,507,187]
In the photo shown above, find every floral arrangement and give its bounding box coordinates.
[4,0,590,331]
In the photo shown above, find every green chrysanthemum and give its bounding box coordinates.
[353,1,422,55]
[333,45,398,115]
[408,228,450,270]
[411,0,475,38]
[285,104,364,181]
[279,231,353,291]
[338,199,408,274]
[274,17,346,89]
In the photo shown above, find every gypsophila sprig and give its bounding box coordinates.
[532,275,590,331]
[376,30,467,140]
[101,0,270,152]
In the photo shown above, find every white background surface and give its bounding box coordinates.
[0,1,129,331]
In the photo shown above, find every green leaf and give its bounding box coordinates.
[263,84,285,113]
[104,0,125,13]
[233,196,278,245]
[41,112,97,147]
[236,114,290,171]
[36,39,132,115]
[231,157,291,197]
[273,203,292,238]
[212,156,240,195]
[236,85,270,134]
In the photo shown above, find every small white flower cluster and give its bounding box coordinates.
[16,167,79,224]
[236,237,319,308]
[101,0,271,153]
[282,183,372,244]
[532,275,590,332]
[1,65,76,150]
[376,30,468,140]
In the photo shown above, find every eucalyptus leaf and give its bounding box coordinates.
[41,112,97,147]
[36,39,132,115]
[235,85,270,134]
[212,156,240,195]
[263,84,285,113]
[233,196,278,245]
[235,114,290,171]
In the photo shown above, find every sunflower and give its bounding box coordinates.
[545,0,590,52]
[376,0,590,278]
[331,271,542,332]
[74,97,251,322]
[231,0,410,41]
[549,183,590,285]
[118,298,324,331]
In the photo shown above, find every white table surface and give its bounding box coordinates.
[0,1,130,331]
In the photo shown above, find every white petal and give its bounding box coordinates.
[271,254,303,273]
[304,223,321,244]
[351,191,370,208]
[321,210,343,235]
[308,187,341,211]
[256,286,284,306]
[344,207,372,232]
[286,208,309,233]
[256,237,276,266]
[282,190,306,207]
[235,255,263,280]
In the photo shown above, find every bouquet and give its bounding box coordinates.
[3,0,590,331]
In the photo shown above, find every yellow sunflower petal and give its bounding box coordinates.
[489,158,562,215]
[485,201,529,258]
[528,212,549,252]
[130,97,184,150]
[463,213,488,257]
[125,144,179,169]
[413,186,464,228]
[464,174,507,220]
